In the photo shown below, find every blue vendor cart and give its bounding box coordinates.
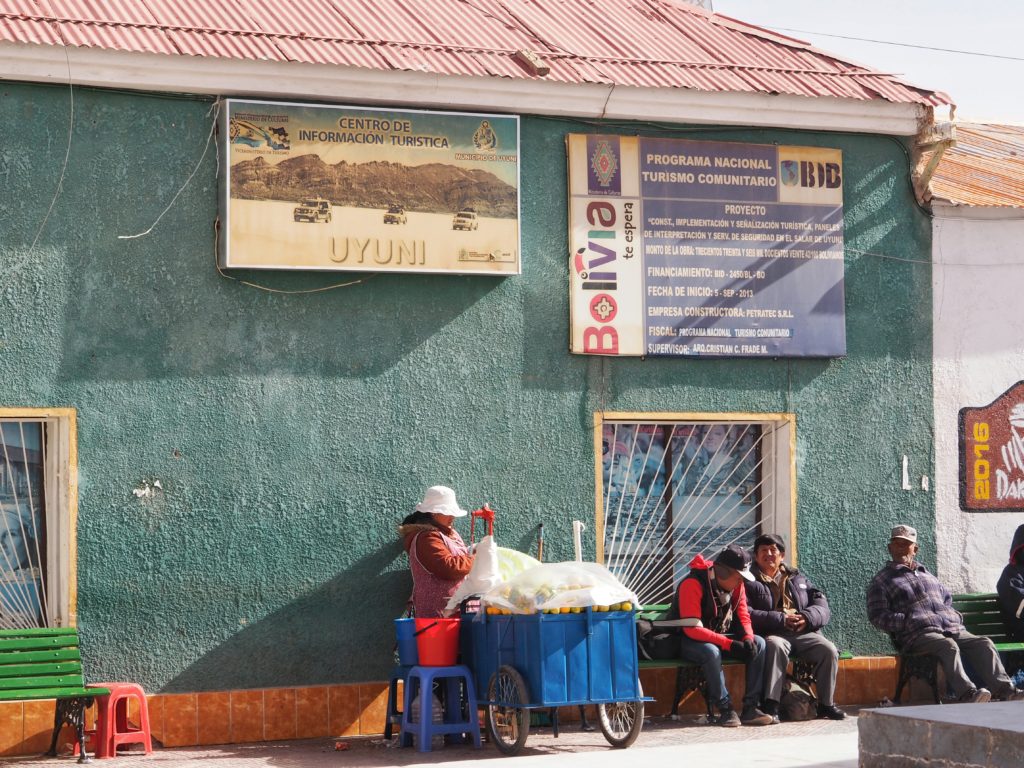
[462,606,647,755]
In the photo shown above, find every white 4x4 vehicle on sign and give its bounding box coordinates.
[383,205,407,225]
[452,209,478,231]
[293,198,332,223]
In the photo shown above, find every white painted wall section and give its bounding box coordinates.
[933,202,1024,591]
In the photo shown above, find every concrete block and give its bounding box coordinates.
[859,702,1024,767]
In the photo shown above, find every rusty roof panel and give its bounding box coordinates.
[55,22,180,56]
[502,0,713,62]
[235,0,351,38]
[144,0,254,30]
[0,0,60,45]
[38,0,180,55]
[272,35,385,69]
[42,0,158,25]
[344,0,533,51]
[166,28,284,60]
[932,124,1024,208]
[0,0,951,106]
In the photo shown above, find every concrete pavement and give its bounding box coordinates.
[2,710,859,768]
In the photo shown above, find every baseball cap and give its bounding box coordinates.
[890,524,917,543]
[714,544,754,582]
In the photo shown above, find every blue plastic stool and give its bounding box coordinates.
[385,665,413,744]
[400,664,481,752]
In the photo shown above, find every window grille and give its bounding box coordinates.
[598,416,792,607]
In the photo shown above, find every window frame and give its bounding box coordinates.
[0,407,77,627]
[593,410,798,570]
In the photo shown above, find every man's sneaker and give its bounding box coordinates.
[817,703,847,720]
[740,705,774,725]
[957,687,992,703]
[762,699,780,724]
[712,707,741,727]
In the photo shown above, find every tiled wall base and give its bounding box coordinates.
[639,655,898,717]
[1,657,899,756]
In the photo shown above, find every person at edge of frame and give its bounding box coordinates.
[867,524,1024,703]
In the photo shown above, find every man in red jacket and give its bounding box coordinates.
[676,544,773,726]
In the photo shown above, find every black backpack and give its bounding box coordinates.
[779,675,817,721]
[636,617,682,660]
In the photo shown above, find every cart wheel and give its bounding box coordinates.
[597,696,644,748]
[486,665,530,755]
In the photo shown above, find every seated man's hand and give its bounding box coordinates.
[731,637,757,661]
[785,613,808,633]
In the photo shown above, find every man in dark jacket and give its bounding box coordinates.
[997,523,1024,642]
[745,534,845,721]
[675,544,774,727]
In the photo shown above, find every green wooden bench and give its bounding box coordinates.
[0,627,110,763]
[637,604,852,717]
[893,592,1024,704]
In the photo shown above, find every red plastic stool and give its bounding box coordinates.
[87,682,153,758]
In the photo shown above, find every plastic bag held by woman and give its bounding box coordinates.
[444,540,542,614]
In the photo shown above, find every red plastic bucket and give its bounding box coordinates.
[414,618,460,666]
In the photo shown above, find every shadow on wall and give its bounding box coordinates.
[159,520,577,694]
[59,267,508,382]
[161,541,412,692]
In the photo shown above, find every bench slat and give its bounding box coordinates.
[0,673,85,691]
[0,686,107,702]
[0,648,81,665]
[0,635,80,653]
[0,661,82,679]
[0,627,78,639]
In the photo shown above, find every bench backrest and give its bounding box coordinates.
[953,592,1016,644]
[0,627,101,701]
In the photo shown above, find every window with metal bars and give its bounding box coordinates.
[0,411,75,629]
[596,413,794,607]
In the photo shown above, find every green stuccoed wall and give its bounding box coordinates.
[0,82,933,691]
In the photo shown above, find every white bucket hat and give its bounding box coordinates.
[415,485,468,517]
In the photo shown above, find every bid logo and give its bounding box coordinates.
[781,159,841,189]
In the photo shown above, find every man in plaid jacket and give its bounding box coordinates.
[867,524,1024,703]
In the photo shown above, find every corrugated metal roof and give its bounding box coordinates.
[0,0,950,106]
[931,123,1024,208]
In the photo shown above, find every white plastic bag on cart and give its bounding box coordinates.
[496,547,541,582]
[481,561,638,614]
[444,539,542,615]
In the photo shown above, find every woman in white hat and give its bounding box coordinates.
[399,485,475,617]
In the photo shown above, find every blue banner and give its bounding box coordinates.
[569,134,846,358]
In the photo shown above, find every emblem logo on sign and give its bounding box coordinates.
[590,140,619,188]
[229,119,290,151]
[590,294,618,322]
[780,160,799,187]
[473,120,497,151]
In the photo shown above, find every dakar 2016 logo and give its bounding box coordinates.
[960,381,1024,511]
[780,159,841,189]
[473,120,497,151]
